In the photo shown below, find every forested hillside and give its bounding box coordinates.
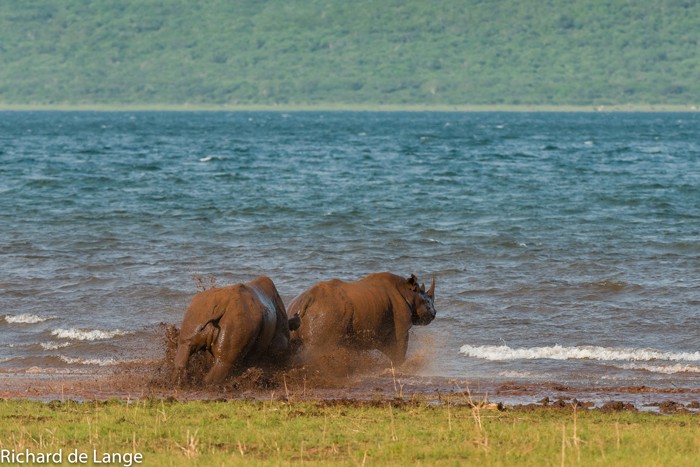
[1,0,699,107]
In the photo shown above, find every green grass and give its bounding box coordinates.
[1,398,698,465]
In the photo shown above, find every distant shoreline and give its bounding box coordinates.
[1,103,699,112]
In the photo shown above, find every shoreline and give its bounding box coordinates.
[1,103,699,113]
[2,368,698,413]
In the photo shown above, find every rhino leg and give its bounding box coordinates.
[268,332,289,356]
[204,359,236,384]
[172,321,220,385]
[172,342,192,385]
[204,315,260,384]
[381,331,409,366]
[384,343,407,366]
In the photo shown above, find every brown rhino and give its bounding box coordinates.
[173,275,301,385]
[287,272,436,365]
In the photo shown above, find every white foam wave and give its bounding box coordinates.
[616,363,700,374]
[459,344,700,362]
[4,314,54,324]
[51,328,130,341]
[199,155,222,162]
[40,342,71,350]
[498,370,542,379]
[58,356,149,366]
[59,356,121,366]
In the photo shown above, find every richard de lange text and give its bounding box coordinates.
[1,449,143,466]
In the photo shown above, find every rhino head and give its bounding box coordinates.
[406,274,436,326]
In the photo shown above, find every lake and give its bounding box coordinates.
[1,111,698,388]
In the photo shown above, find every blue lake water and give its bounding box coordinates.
[1,111,698,388]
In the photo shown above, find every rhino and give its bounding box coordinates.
[173,275,300,385]
[287,272,436,365]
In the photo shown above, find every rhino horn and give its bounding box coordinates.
[428,277,435,298]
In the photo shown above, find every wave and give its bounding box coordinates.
[199,155,224,162]
[615,363,700,375]
[40,342,71,350]
[459,344,700,362]
[497,370,544,379]
[58,356,128,366]
[51,328,130,341]
[4,314,55,324]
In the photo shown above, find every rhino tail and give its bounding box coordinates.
[288,312,301,331]
[195,311,224,352]
[291,293,315,319]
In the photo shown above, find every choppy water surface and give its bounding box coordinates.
[1,111,698,388]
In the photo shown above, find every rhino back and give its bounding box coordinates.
[240,283,280,354]
[296,279,398,339]
[179,286,236,336]
[343,281,401,334]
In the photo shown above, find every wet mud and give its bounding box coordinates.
[1,324,699,414]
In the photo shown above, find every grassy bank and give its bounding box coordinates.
[1,398,698,465]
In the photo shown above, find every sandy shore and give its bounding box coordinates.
[2,365,699,414]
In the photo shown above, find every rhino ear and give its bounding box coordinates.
[406,274,418,290]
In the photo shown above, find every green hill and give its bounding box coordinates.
[1,0,699,107]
